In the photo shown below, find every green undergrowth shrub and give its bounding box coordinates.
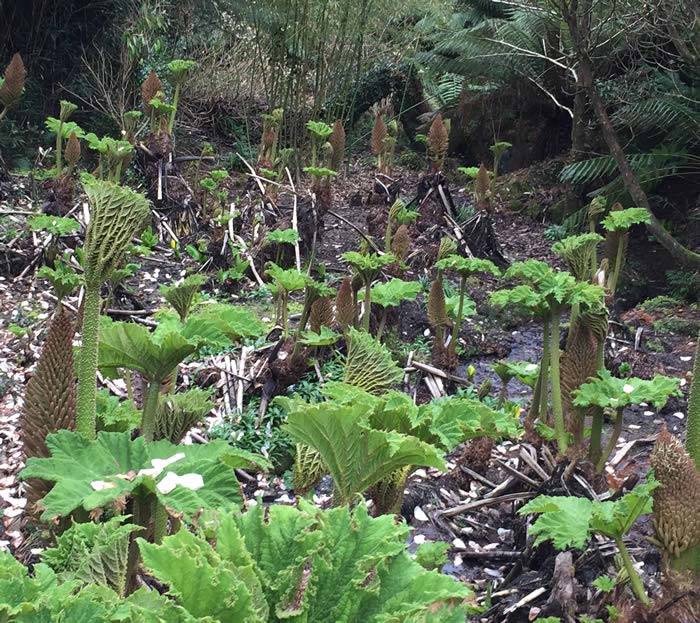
[1,503,474,621]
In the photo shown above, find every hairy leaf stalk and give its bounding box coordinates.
[614,536,650,605]
[538,317,551,423]
[141,381,161,442]
[75,286,102,438]
[549,308,567,453]
[687,333,699,468]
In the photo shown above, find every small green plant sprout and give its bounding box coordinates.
[457,165,480,180]
[618,361,632,377]
[300,326,341,348]
[148,95,175,133]
[341,251,397,331]
[0,53,27,122]
[165,59,196,133]
[384,198,405,253]
[84,134,135,182]
[306,120,333,167]
[491,261,605,453]
[601,206,650,295]
[492,360,540,404]
[265,228,299,266]
[122,110,143,143]
[27,215,80,237]
[37,258,82,300]
[592,574,617,593]
[358,278,421,340]
[519,477,659,605]
[415,540,450,571]
[76,179,151,440]
[45,115,84,179]
[435,255,500,356]
[160,274,207,322]
[489,140,512,179]
[302,165,337,182]
[265,262,310,337]
[218,244,250,286]
[573,369,680,471]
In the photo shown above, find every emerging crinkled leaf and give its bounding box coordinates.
[82,179,151,287]
[20,430,247,521]
[492,360,540,387]
[281,399,445,505]
[343,328,403,394]
[42,516,139,597]
[161,274,207,321]
[139,528,260,622]
[601,207,650,232]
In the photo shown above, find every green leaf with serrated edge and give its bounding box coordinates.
[357,278,422,308]
[98,321,197,382]
[266,228,300,245]
[301,326,341,346]
[435,254,501,277]
[573,369,681,410]
[266,262,310,293]
[28,215,80,236]
[592,575,616,592]
[518,495,594,550]
[601,207,650,232]
[20,430,249,521]
[138,529,259,622]
[519,478,659,550]
[342,251,396,274]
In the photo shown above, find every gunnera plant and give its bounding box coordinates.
[75,179,151,439]
[343,327,403,395]
[489,140,511,179]
[342,251,397,331]
[166,59,196,134]
[602,205,650,296]
[258,107,284,166]
[371,113,388,173]
[335,275,356,331]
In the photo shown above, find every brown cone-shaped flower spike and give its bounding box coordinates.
[391,224,410,261]
[371,114,387,156]
[427,113,449,171]
[650,427,700,559]
[309,297,334,333]
[335,276,356,331]
[475,164,491,210]
[64,132,81,168]
[427,276,448,328]
[0,53,27,110]
[329,120,346,172]
[20,306,76,510]
[141,70,162,114]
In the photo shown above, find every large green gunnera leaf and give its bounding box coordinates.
[20,430,255,521]
[280,399,445,505]
[138,501,471,622]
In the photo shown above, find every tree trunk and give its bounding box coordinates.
[563,0,700,269]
